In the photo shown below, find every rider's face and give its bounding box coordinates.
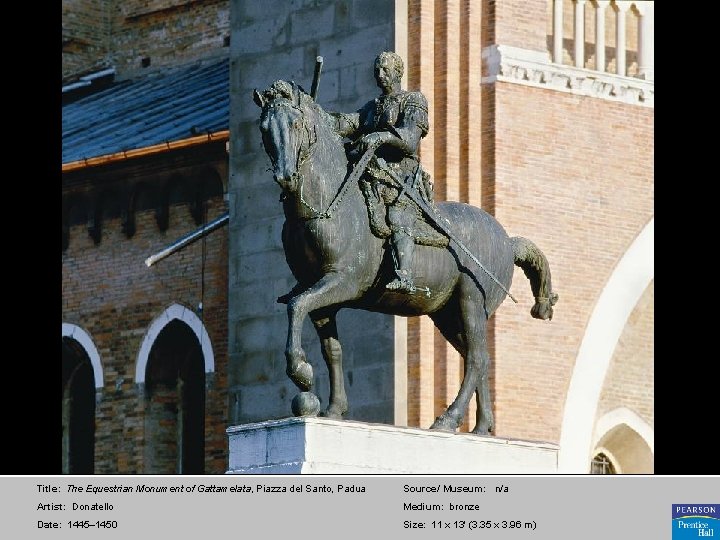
[374,60,397,92]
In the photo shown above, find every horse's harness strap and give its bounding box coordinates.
[299,140,381,220]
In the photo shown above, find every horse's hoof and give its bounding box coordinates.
[291,392,321,417]
[531,293,558,320]
[430,414,458,432]
[287,362,313,391]
[471,425,492,436]
[319,403,347,420]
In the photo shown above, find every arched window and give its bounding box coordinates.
[136,305,213,474]
[590,452,617,474]
[61,324,103,474]
[591,409,654,474]
[144,320,205,474]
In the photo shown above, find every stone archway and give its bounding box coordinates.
[136,305,213,474]
[591,407,653,474]
[558,218,654,473]
[61,323,103,474]
[135,304,214,385]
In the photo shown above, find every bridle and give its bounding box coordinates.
[263,98,318,189]
[263,90,381,221]
[265,95,371,221]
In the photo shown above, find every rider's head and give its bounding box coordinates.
[374,51,403,91]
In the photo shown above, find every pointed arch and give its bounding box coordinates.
[592,408,654,474]
[593,407,654,455]
[61,323,104,389]
[135,303,214,384]
[558,218,653,473]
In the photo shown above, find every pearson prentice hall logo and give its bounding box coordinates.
[673,504,719,539]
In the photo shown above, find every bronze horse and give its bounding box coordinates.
[254,81,557,434]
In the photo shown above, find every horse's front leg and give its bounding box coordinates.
[285,272,358,391]
[310,310,348,419]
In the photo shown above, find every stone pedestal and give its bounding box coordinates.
[226,417,558,474]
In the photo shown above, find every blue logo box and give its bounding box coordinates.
[673,504,719,539]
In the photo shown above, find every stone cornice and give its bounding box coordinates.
[481,45,654,108]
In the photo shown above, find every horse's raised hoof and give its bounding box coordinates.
[291,392,321,417]
[430,414,458,432]
[287,361,313,391]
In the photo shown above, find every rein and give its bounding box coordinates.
[266,96,379,221]
[297,140,380,220]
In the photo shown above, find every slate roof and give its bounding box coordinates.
[62,58,229,165]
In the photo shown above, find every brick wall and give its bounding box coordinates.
[597,281,654,427]
[62,0,230,81]
[109,0,230,79]
[490,81,653,442]
[62,160,229,473]
[494,0,548,51]
[403,0,653,445]
[62,0,110,79]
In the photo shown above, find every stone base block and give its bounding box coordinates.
[227,417,558,474]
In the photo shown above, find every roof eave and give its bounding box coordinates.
[62,130,230,173]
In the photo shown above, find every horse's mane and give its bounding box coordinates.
[260,80,316,110]
[260,80,344,147]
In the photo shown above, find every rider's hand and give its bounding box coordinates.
[355,131,393,152]
[364,131,392,146]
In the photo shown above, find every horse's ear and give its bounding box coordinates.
[290,80,301,107]
[253,89,266,108]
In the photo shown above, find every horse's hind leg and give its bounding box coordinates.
[430,293,488,432]
[471,347,494,434]
[310,310,348,419]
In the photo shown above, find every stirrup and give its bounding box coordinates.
[386,277,416,293]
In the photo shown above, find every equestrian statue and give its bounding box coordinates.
[253,52,558,434]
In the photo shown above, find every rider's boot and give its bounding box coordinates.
[386,232,417,293]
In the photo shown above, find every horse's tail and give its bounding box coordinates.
[510,236,559,321]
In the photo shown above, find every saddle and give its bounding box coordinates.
[358,159,448,248]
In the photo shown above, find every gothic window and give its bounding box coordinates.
[144,320,205,474]
[62,337,96,474]
[590,452,616,474]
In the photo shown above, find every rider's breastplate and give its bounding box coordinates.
[372,95,400,131]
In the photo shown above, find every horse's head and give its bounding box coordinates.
[254,81,317,194]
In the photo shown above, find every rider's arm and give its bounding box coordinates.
[329,112,360,137]
[361,92,429,155]
[329,99,376,139]
[391,92,429,154]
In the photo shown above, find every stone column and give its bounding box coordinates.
[635,1,654,80]
[574,0,586,68]
[614,1,631,76]
[553,0,564,64]
[593,1,610,72]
